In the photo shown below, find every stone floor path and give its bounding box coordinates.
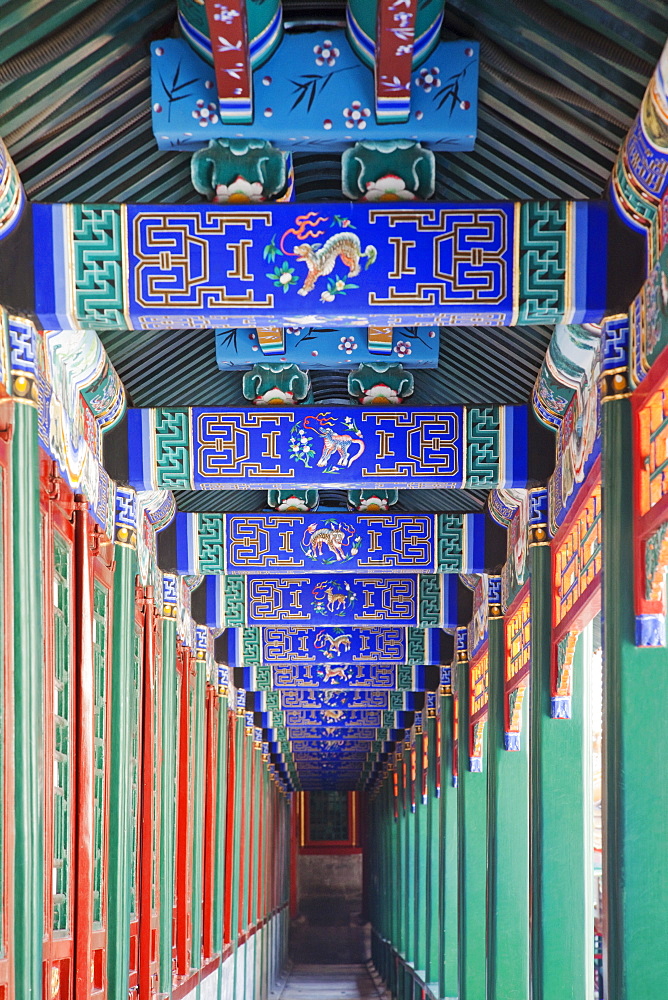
[274,963,388,999]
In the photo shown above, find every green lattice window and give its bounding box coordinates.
[92,582,108,929]
[308,791,349,842]
[53,532,72,932]
[129,623,142,918]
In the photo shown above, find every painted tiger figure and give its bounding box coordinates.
[293,232,377,296]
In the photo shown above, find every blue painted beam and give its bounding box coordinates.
[192,572,459,627]
[224,623,451,669]
[116,405,529,491]
[214,325,440,368]
[150,31,475,151]
[159,511,497,575]
[33,200,608,330]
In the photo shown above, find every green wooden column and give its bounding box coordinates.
[439,691,458,1000]
[190,654,206,975]
[11,396,44,999]
[486,595,529,1000]
[424,710,440,991]
[457,643,488,1000]
[403,744,416,999]
[530,528,591,999]
[214,692,229,998]
[602,365,668,997]
[230,709,245,993]
[381,770,397,985]
[413,727,428,987]
[158,608,178,995]
[107,541,138,1000]
[390,760,402,998]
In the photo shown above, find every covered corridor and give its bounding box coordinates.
[0,1,667,999]
[273,965,387,1000]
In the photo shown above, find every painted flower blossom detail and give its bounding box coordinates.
[321,274,359,303]
[338,335,358,355]
[394,340,412,357]
[288,425,316,467]
[213,4,239,23]
[214,177,263,203]
[192,99,219,126]
[277,496,310,511]
[285,326,303,336]
[358,495,390,511]
[415,67,441,93]
[254,388,295,406]
[314,39,340,67]
[266,261,298,292]
[364,175,416,202]
[361,384,402,405]
[343,101,371,129]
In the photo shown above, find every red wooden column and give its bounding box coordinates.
[289,791,299,919]
[40,459,77,1000]
[202,686,220,961]
[138,587,162,998]
[0,397,13,1000]
[223,710,236,950]
[174,642,197,980]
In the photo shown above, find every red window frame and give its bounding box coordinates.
[551,456,602,715]
[87,511,115,999]
[468,644,489,770]
[40,458,76,1000]
[632,348,668,632]
[297,791,361,854]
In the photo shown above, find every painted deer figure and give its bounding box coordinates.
[323,586,348,613]
[293,232,377,296]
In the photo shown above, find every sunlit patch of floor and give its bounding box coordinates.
[272,963,388,999]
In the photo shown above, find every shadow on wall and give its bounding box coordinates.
[290,853,368,964]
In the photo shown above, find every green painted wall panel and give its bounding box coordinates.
[106,544,138,1000]
[530,546,591,1000]
[190,657,206,973]
[158,618,177,996]
[456,661,487,1000]
[603,398,668,998]
[486,615,529,1000]
[439,695,458,1000]
[11,403,44,999]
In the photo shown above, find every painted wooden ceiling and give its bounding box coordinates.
[1,0,662,442]
[1,0,665,786]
